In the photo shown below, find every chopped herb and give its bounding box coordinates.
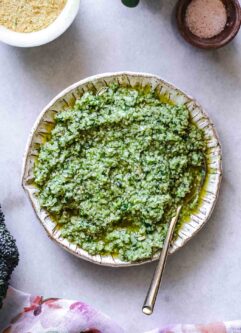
[34,85,207,262]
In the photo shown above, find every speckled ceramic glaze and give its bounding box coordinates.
[22,72,222,267]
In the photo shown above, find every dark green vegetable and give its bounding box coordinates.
[121,0,140,7]
[0,206,19,308]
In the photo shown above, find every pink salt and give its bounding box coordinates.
[185,0,227,39]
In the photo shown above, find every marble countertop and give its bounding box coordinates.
[1,0,241,332]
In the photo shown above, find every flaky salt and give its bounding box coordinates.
[185,0,227,39]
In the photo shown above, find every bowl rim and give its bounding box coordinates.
[22,71,222,267]
[0,0,80,47]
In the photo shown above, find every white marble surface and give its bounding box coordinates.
[1,0,241,332]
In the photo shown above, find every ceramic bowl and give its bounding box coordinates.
[22,72,222,267]
[0,0,80,47]
[176,0,241,49]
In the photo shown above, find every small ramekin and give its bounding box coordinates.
[176,0,241,49]
[0,0,80,47]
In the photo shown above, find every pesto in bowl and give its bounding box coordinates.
[33,84,207,262]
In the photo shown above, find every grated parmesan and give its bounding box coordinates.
[0,0,67,33]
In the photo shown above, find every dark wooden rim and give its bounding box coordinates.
[176,0,241,49]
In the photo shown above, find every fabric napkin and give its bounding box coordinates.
[146,322,241,333]
[0,288,123,333]
[0,287,240,333]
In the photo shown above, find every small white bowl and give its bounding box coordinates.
[0,0,80,47]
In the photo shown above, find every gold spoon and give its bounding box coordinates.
[143,167,206,315]
[142,205,182,315]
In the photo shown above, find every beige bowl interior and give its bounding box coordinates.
[22,72,222,267]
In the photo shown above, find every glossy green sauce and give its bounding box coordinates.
[34,84,207,262]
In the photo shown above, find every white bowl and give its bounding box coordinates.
[22,72,222,267]
[0,0,80,47]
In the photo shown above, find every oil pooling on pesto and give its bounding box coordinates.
[34,84,207,262]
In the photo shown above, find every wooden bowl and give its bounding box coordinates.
[176,0,241,49]
[22,72,222,267]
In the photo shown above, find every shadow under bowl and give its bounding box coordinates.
[176,0,241,49]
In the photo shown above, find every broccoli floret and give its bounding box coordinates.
[0,206,19,308]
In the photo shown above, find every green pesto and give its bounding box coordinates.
[34,84,207,262]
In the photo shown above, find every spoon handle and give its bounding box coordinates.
[142,205,182,315]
